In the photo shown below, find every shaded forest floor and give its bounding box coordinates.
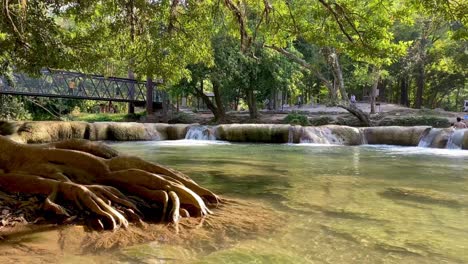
[170,103,467,128]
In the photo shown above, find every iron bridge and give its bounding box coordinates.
[0,69,166,105]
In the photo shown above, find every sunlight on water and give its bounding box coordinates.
[4,143,466,263]
[109,142,468,263]
[363,144,468,157]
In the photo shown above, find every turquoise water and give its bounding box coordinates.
[111,141,468,263]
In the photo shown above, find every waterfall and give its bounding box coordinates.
[418,127,467,149]
[185,126,216,140]
[359,129,368,145]
[288,127,294,144]
[446,129,466,149]
[417,128,441,147]
[300,127,342,144]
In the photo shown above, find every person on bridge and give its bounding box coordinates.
[453,117,467,129]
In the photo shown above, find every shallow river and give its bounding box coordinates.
[2,141,468,263]
[109,141,468,263]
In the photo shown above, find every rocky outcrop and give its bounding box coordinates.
[215,124,291,143]
[1,121,467,149]
[360,126,430,146]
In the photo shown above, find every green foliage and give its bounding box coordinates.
[168,112,195,124]
[0,95,31,120]
[283,112,310,126]
[0,0,466,119]
[377,116,451,127]
[310,116,334,126]
[71,112,145,122]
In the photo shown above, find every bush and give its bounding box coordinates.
[0,95,31,120]
[168,112,195,124]
[283,112,310,126]
[309,116,334,126]
[377,116,451,128]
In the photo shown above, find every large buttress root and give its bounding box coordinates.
[0,136,219,230]
[106,156,222,205]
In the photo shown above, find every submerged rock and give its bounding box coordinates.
[379,187,463,207]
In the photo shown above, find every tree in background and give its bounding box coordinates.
[0,0,466,119]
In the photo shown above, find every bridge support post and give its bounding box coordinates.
[146,77,154,116]
[128,69,135,114]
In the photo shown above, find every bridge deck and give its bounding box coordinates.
[0,69,165,103]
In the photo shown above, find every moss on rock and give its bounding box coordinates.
[361,126,430,146]
[377,116,450,128]
[216,124,290,143]
[107,123,149,141]
[166,124,191,140]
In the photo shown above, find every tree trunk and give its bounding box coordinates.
[369,66,380,114]
[328,49,349,102]
[380,79,387,102]
[415,62,425,109]
[193,85,224,122]
[212,82,226,122]
[400,76,409,106]
[455,86,461,111]
[330,79,339,103]
[414,32,427,109]
[338,104,371,127]
[246,89,258,119]
[270,88,276,110]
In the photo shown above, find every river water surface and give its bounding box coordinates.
[2,141,468,263]
[108,141,468,263]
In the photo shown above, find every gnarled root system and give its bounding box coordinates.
[0,137,221,231]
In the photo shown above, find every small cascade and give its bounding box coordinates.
[288,127,294,143]
[418,128,441,147]
[446,129,466,149]
[185,126,216,140]
[300,127,342,144]
[359,129,368,145]
[288,126,303,144]
[143,124,161,140]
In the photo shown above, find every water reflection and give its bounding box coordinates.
[90,143,468,262]
[353,146,360,175]
[3,141,468,263]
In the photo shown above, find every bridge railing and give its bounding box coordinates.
[0,69,165,103]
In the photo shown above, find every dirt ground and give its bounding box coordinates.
[172,102,468,127]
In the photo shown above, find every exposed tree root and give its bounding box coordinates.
[0,136,221,231]
[80,198,282,252]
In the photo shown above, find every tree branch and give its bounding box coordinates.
[285,0,300,34]
[223,0,251,52]
[168,0,181,33]
[317,0,354,43]
[265,45,332,89]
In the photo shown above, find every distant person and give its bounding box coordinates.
[453,117,467,129]
[350,94,356,104]
[264,98,270,110]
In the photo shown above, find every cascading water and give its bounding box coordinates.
[185,126,216,140]
[446,129,466,149]
[288,127,294,144]
[359,129,368,145]
[300,127,342,144]
[418,127,467,149]
[418,128,441,147]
